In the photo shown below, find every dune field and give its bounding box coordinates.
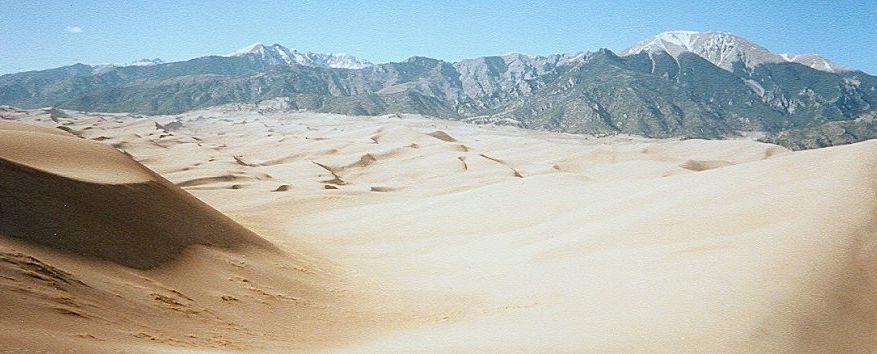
[1,105,876,352]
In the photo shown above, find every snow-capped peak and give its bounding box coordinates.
[225,42,290,57]
[652,30,700,51]
[620,31,773,71]
[225,42,373,69]
[128,58,164,66]
[226,42,267,56]
[621,31,852,73]
[90,58,165,74]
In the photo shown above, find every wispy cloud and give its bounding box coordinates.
[65,26,83,33]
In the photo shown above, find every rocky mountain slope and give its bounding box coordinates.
[1,32,875,149]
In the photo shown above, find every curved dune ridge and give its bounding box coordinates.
[0,130,156,184]
[0,125,274,269]
[0,120,73,136]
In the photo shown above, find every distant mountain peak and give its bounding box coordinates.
[224,42,373,69]
[88,58,165,75]
[128,58,164,66]
[621,31,852,73]
[226,42,266,56]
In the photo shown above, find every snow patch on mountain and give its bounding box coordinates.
[779,53,849,73]
[90,58,166,74]
[621,31,851,73]
[225,42,373,69]
[128,58,164,66]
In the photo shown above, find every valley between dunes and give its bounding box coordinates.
[1,105,877,352]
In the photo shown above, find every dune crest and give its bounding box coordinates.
[0,130,155,184]
[0,128,273,269]
[0,120,72,136]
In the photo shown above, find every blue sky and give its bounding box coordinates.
[1,0,875,74]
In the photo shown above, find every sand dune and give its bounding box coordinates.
[0,130,155,184]
[0,119,406,351]
[0,128,273,269]
[1,107,877,351]
[0,120,73,136]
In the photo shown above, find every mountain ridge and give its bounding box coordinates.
[1,31,875,149]
[224,42,374,69]
[620,31,851,73]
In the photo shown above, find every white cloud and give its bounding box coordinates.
[65,26,83,33]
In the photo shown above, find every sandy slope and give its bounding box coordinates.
[0,115,405,352]
[1,105,876,352]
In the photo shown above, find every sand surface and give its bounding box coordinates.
[1,105,876,352]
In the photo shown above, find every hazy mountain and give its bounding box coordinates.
[0,31,875,149]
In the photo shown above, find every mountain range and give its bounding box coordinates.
[1,31,875,149]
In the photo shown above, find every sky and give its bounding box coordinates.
[1,0,875,75]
